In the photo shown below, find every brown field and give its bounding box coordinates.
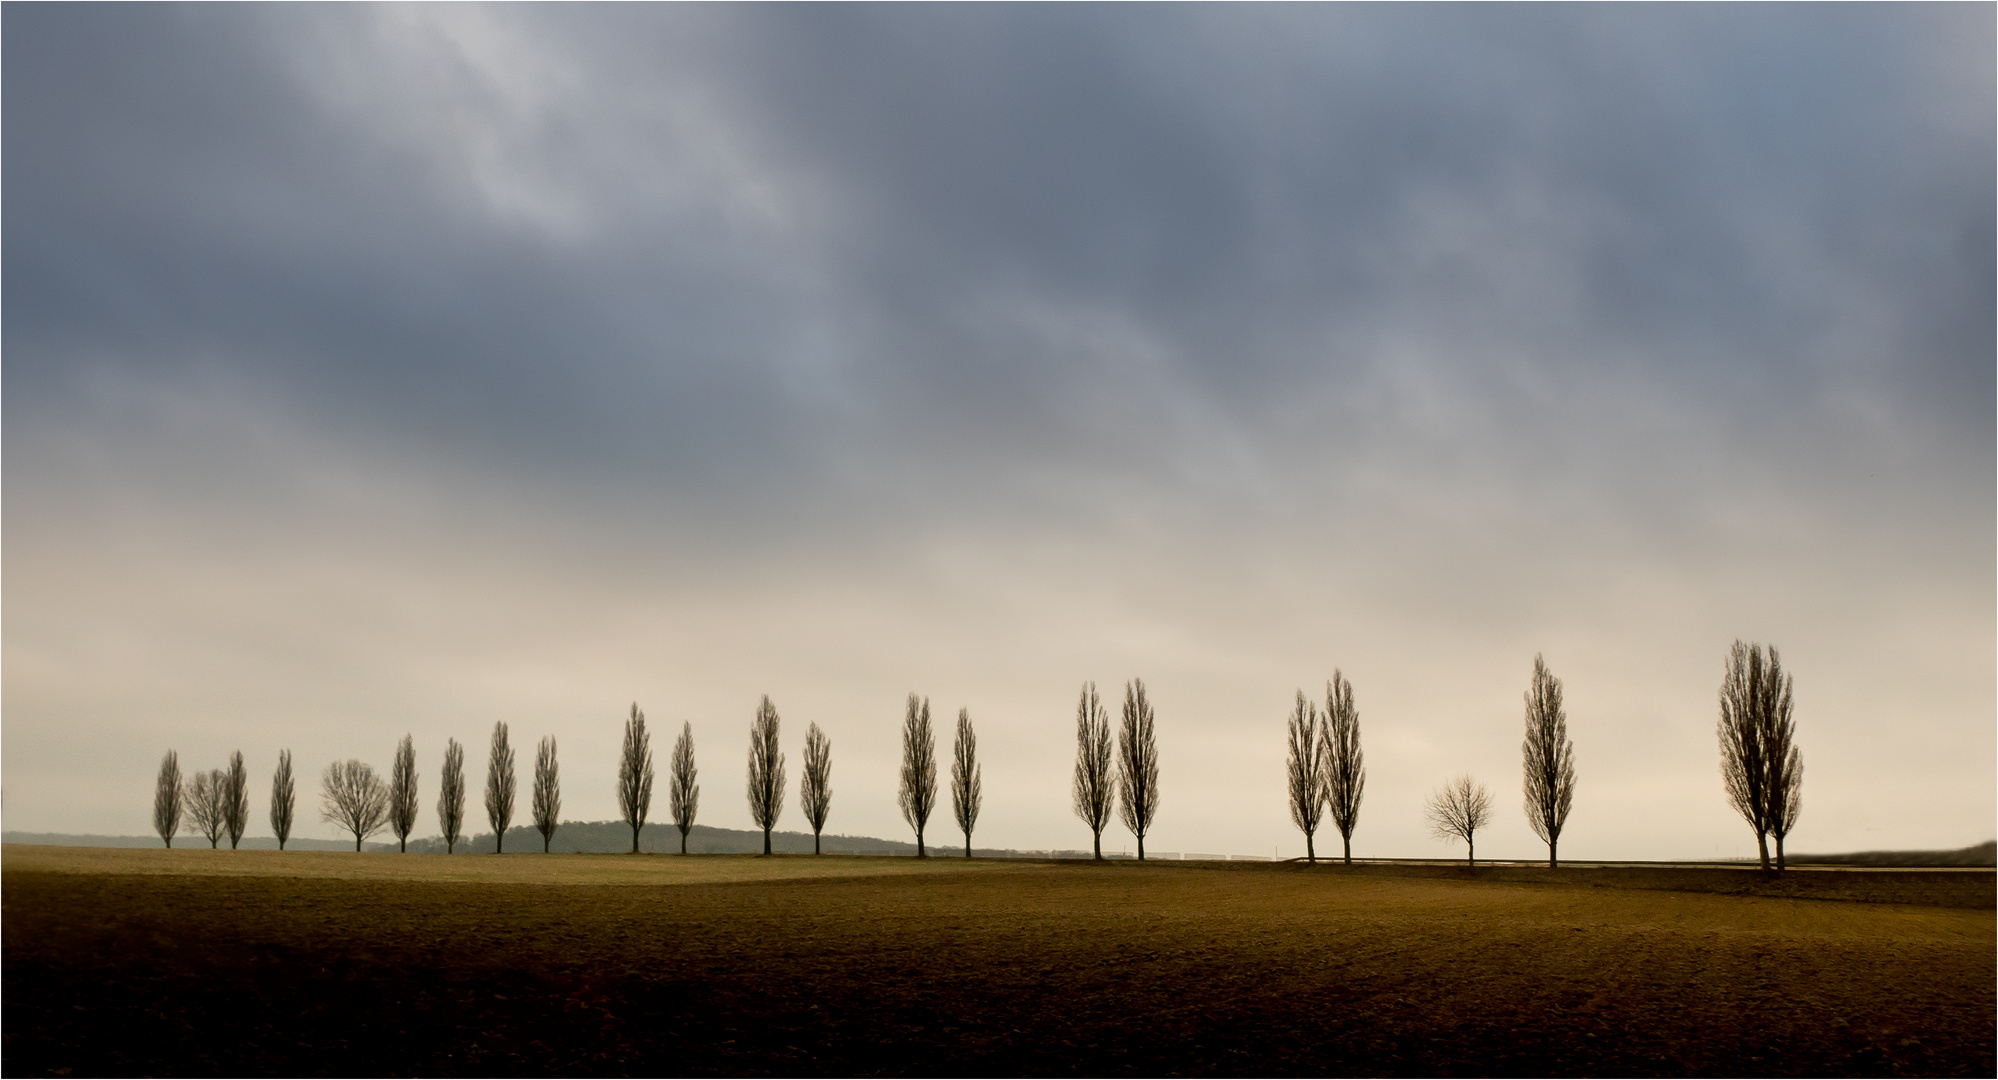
[4,846,1991,1077]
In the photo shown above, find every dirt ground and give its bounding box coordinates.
[4,847,1991,1076]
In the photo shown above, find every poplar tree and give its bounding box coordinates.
[154,750,183,849]
[223,751,250,850]
[388,735,419,852]
[746,696,786,854]
[1323,672,1365,865]
[1521,655,1576,868]
[898,695,936,857]
[1071,683,1115,860]
[438,738,466,854]
[269,750,295,850]
[618,705,655,854]
[800,721,833,854]
[1286,692,1324,862]
[670,721,699,854]
[951,708,982,857]
[485,722,516,854]
[532,736,561,853]
[1116,679,1160,860]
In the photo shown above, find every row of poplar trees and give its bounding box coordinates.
[151,643,1799,868]
[1282,640,1805,872]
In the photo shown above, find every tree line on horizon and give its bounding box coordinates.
[149,640,1805,870]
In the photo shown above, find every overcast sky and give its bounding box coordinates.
[5,4,1991,858]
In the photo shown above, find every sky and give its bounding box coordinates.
[5,4,1992,858]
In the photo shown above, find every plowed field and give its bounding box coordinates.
[4,846,1991,1076]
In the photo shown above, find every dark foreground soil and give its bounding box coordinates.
[4,849,1992,1077]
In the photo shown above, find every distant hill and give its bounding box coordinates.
[3,832,368,852]
[3,825,1067,858]
[1787,840,1995,868]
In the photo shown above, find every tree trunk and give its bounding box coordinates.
[164,837,173,849]
[631,822,640,854]
[353,835,361,852]
[278,839,285,851]
[400,838,407,853]
[1343,833,1352,866]
[916,828,924,858]
[542,834,550,854]
[1306,833,1315,863]
[1755,831,1771,872]
[1093,832,1102,860]
[497,832,504,855]
[1775,834,1787,872]
[679,829,687,855]
[815,831,821,855]
[1467,834,1475,867]
[1137,835,1145,860]
[1548,837,1558,870]
[231,837,240,850]
[763,828,772,855]
[964,831,971,857]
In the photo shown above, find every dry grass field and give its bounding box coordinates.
[4,845,1991,1076]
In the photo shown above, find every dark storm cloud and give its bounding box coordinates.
[7,3,1990,516]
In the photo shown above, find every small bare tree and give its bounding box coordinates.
[951,708,982,857]
[670,721,699,854]
[322,759,390,851]
[185,769,228,848]
[1117,679,1160,860]
[485,722,516,854]
[747,696,786,854]
[223,751,250,850]
[618,704,655,854]
[800,721,832,854]
[898,695,937,857]
[154,750,183,848]
[438,738,466,854]
[1324,672,1365,865]
[1719,640,1780,871]
[1071,682,1115,860]
[1522,655,1577,868]
[1286,692,1325,862]
[1426,774,1493,866]
[533,736,561,853]
[388,735,419,853]
[270,750,295,850]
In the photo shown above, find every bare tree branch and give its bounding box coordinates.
[951,708,982,857]
[800,721,832,854]
[485,722,515,854]
[898,695,937,857]
[1521,655,1577,868]
[269,750,295,851]
[153,750,183,849]
[437,738,466,854]
[533,735,561,853]
[1426,774,1493,866]
[618,704,654,854]
[1071,682,1115,860]
[1324,672,1365,865]
[388,735,419,852]
[1748,643,1802,872]
[746,696,786,854]
[670,721,698,854]
[223,750,249,850]
[321,759,390,851]
[1286,691,1324,862]
[185,768,228,848]
[1116,679,1160,860]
